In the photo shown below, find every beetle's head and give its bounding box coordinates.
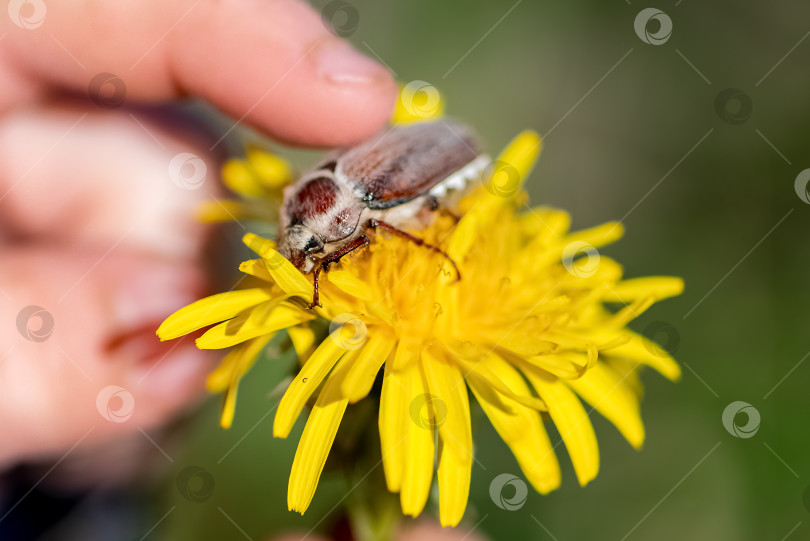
[278,223,324,274]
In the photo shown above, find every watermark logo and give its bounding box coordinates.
[409,394,448,430]
[96,385,135,423]
[321,0,359,37]
[562,241,600,278]
[176,466,215,503]
[169,152,207,190]
[482,160,521,198]
[643,321,681,356]
[489,473,528,511]
[722,401,760,438]
[634,8,672,45]
[714,88,753,125]
[265,250,288,271]
[794,169,810,204]
[16,305,54,342]
[8,0,46,29]
[88,73,127,109]
[400,80,441,119]
[329,313,367,350]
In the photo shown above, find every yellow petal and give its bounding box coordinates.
[605,331,681,381]
[523,352,588,380]
[274,335,348,438]
[326,270,374,301]
[523,366,600,486]
[467,373,561,495]
[558,221,624,253]
[602,276,684,303]
[378,341,411,493]
[400,364,435,517]
[238,258,273,283]
[450,350,548,411]
[244,234,314,300]
[246,146,292,189]
[437,438,471,527]
[206,334,270,393]
[494,328,557,357]
[215,335,273,429]
[196,302,312,349]
[608,297,656,329]
[288,324,317,364]
[421,350,472,463]
[466,351,561,493]
[242,232,276,255]
[421,350,473,527]
[446,212,479,262]
[495,130,541,188]
[341,333,394,403]
[157,288,275,341]
[567,361,645,449]
[287,353,352,513]
[523,206,571,239]
[222,159,267,198]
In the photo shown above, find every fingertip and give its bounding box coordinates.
[256,42,399,147]
[172,0,397,147]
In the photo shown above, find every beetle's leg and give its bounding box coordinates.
[311,265,327,309]
[309,235,370,308]
[367,219,461,281]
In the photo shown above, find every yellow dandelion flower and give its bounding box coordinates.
[158,129,683,528]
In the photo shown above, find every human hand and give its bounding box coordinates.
[0,0,396,466]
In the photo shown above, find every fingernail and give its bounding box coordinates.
[315,40,391,84]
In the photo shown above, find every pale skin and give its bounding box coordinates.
[0,1,482,538]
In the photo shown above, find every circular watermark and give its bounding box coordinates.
[88,72,127,109]
[96,385,135,423]
[794,169,810,204]
[409,393,448,430]
[265,249,288,271]
[176,466,215,503]
[634,8,672,45]
[8,0,46,29]
[16,305,54,342]
[482,159,521,198]
[169,152,207,190]
[328,313,367,350]
[643,321,680,356]
[721,401,760,439]
[714,88,753,125]
[320,0,359,37]
[561,241,600,278]
[489,473,528,511]
[400,80,441,119]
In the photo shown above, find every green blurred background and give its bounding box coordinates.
[161,1,810,539]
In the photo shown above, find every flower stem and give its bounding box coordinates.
[345,487,400,541]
